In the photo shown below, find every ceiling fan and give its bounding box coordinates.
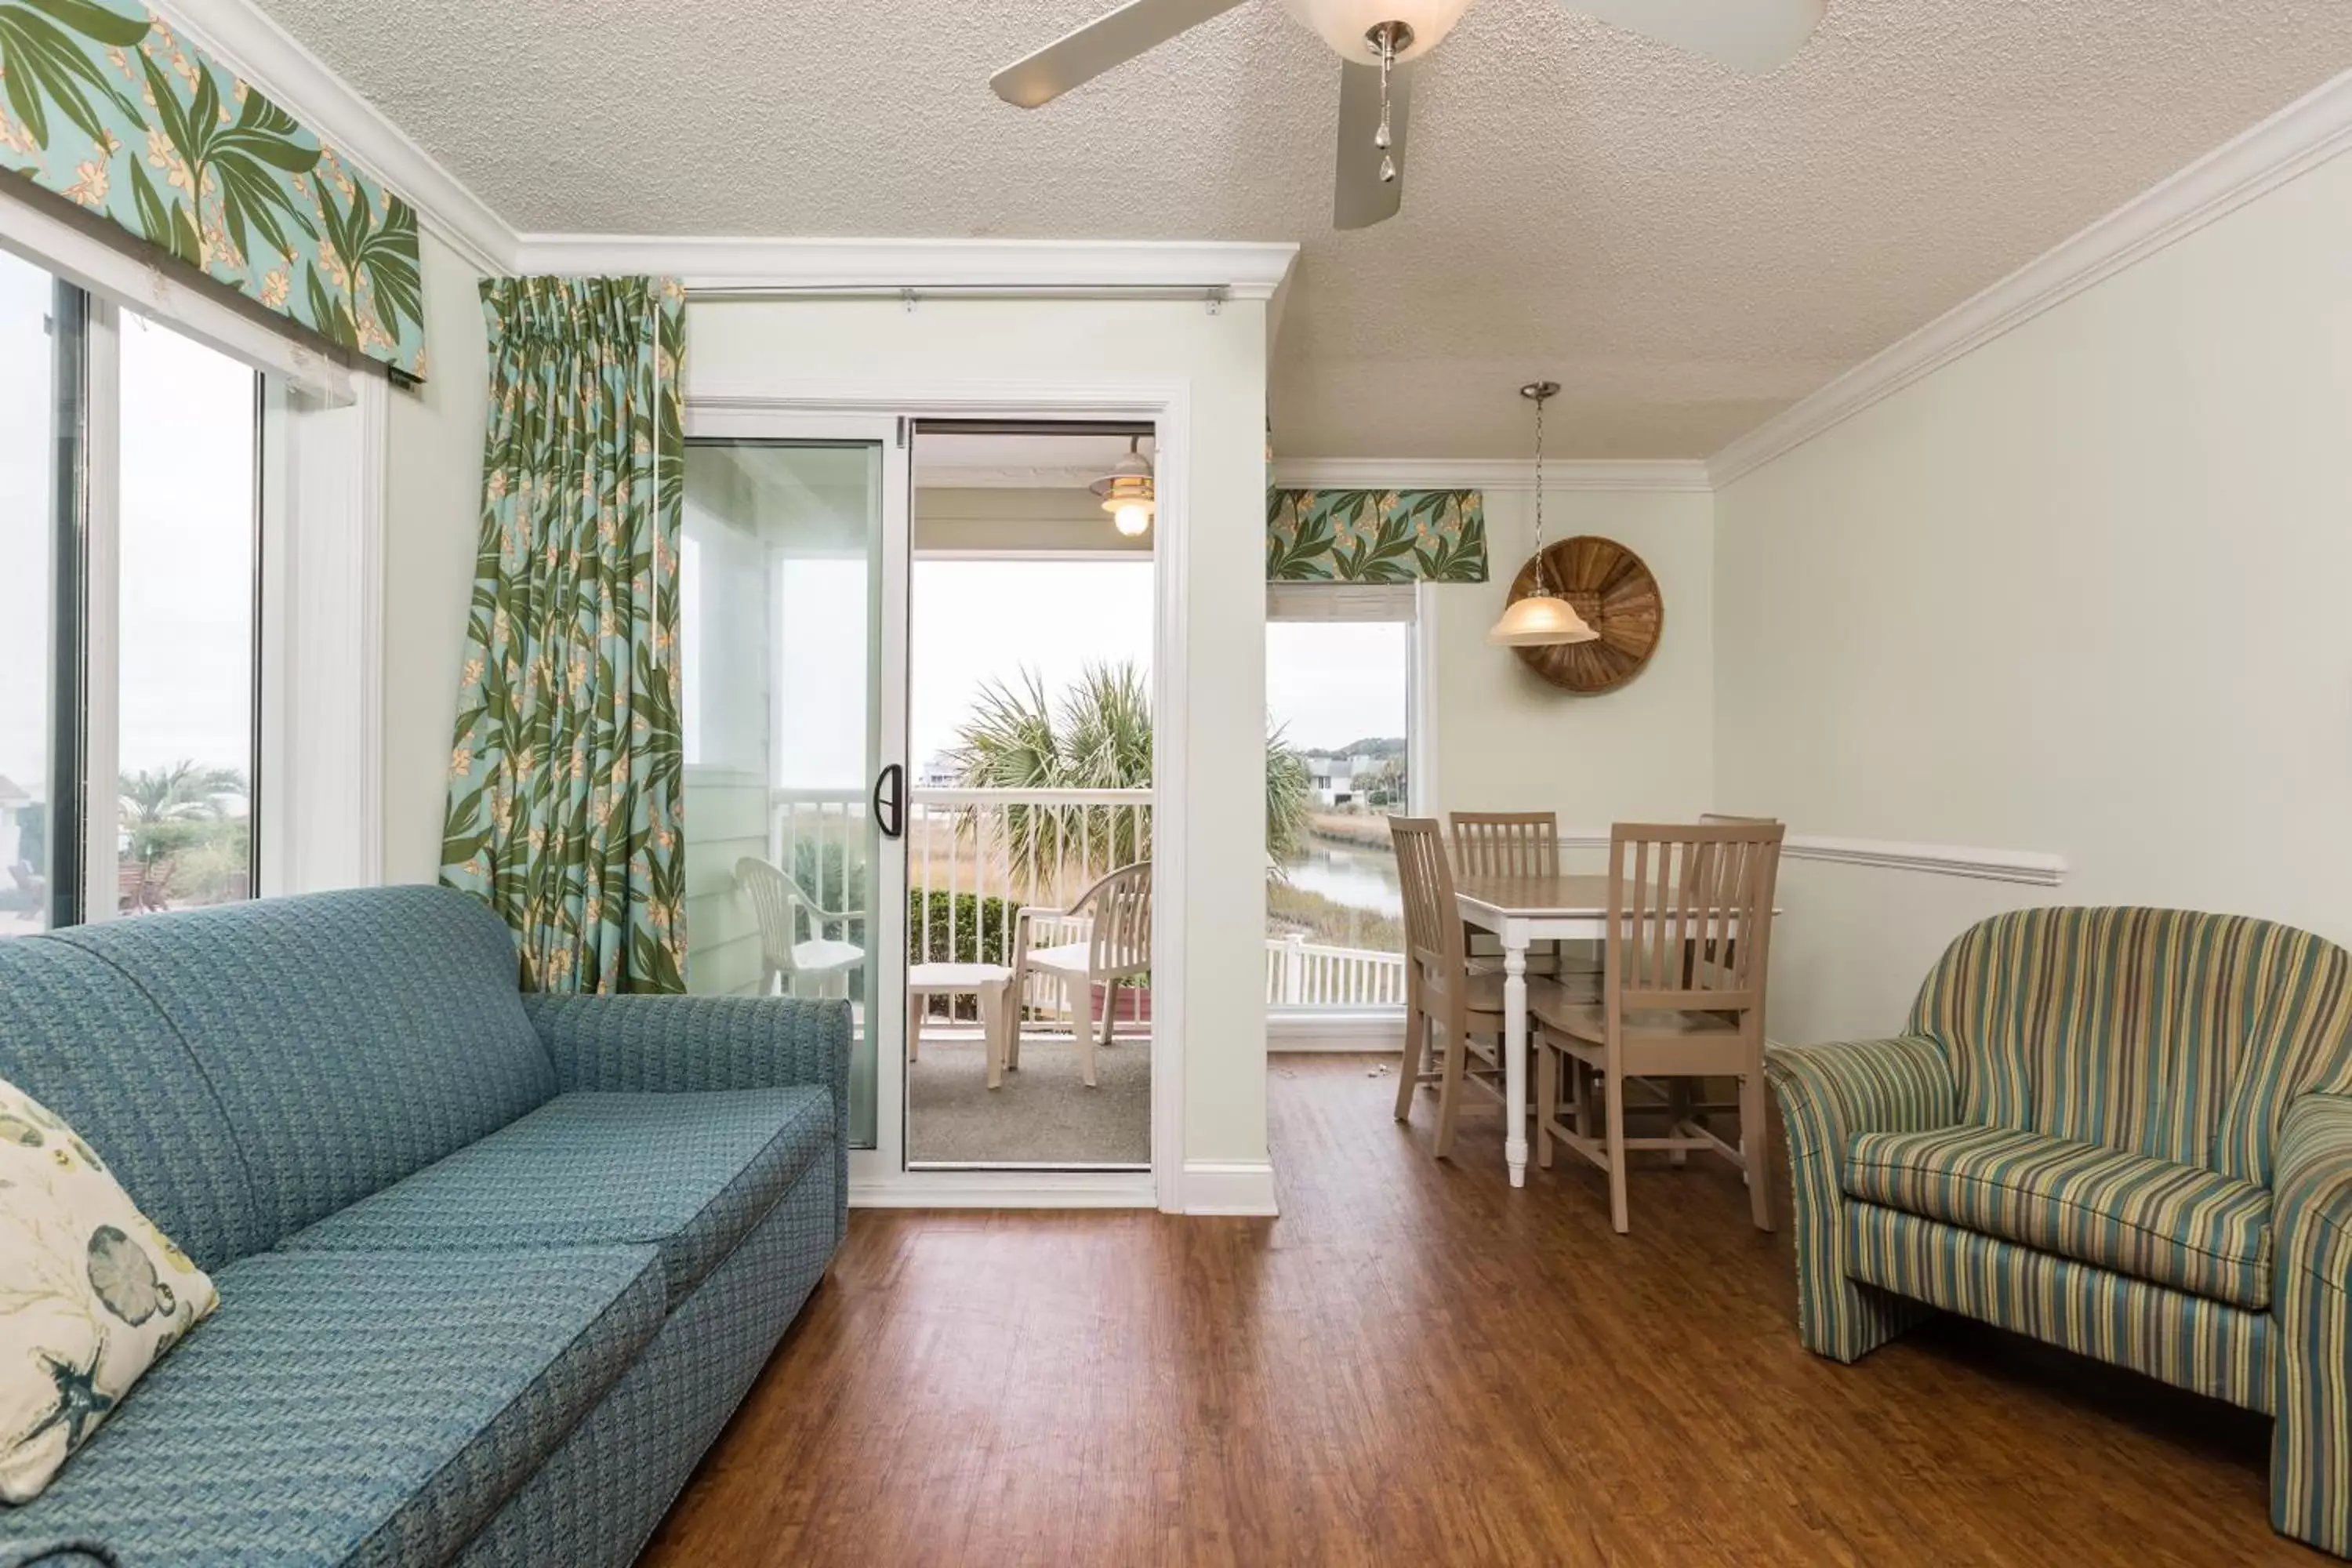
[992,0,1825,229]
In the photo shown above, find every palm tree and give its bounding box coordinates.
[950,661,1312,883]
[120,762,246,829]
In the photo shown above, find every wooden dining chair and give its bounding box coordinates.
[1450,811,1595,986]
[1389,818,1574,1160]
[1450,811,1560,879]
[1530,820,1785,1233]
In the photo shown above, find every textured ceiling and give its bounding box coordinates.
[255,0,2352,458]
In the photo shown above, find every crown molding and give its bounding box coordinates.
[510,234,1300,299]
[1708,64,2352,489]
[1271,459,1711,493]
[165,0,519,276]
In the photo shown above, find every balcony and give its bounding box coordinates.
[763,784,1406,1017]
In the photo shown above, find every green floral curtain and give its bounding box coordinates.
[1266,488,1488,583]
[0,2,426,375]
[440,278,687,993]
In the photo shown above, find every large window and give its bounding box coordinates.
[0,250,63,935]
[1266,584,1417,1014]
[2,247,263,932]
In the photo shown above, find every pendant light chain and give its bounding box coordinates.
[1524,379,1560,597]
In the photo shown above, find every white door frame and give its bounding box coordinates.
[688,378,1190,1213]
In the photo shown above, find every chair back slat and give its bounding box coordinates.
[1388,817,1465,980]
[1450,811,1559,880]
[1604,822,1784,1011]
[1079,861,1152,973]
[735,856,797,975]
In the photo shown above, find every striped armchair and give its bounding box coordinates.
[1768,907,2352,1555]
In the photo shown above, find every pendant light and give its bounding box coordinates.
[1489,381,1599,648]
[1091,435,1156,538]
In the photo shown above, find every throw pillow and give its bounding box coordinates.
[0,1076,217,1504]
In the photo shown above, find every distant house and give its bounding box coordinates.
[0,775,28,879]
[1306,753,1382,808]
[916,753,961,789]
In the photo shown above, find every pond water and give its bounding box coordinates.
[1281,837,1403,919]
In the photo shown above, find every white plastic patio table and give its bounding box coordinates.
[906,962,1015,1089]
[1453,873,1778,1189]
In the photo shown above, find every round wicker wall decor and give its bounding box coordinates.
[1505,535,1664,693]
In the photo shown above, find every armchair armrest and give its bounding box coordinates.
[2271,1093,2352,1552]
[1765,1034,1959,1160]
[1763,1034,1960,1363]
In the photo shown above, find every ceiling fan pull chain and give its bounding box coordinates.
[1375,25,1397,183]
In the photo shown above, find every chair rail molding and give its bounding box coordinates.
[1555,830,2066,887]
[1272,459,1711,493]
[1708,64,2352,488]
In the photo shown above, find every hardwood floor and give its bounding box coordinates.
[644,1055,2322,1566]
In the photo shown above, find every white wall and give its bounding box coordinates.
[379,230,487,884]
[1715,147,2352,1046]
[1428,488,1715,851]
[688,296,1272,1178]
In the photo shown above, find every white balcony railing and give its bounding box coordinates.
[766,784,1404,1014]
[1265,932,1408,1010]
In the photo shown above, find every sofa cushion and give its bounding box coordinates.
[281,1088,833,1309]
[0,939,257,1269]
[1846,1124,2273,1308]
[48,888,560,1252]
[0,1244,662,1568]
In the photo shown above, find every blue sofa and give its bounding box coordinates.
[0,887,848,1567]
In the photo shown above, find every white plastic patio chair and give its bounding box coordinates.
[1009,860,1151,1088]
[735,856,865,999]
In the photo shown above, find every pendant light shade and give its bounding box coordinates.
[1490,592,1598,647]
[1489,380,1599,648]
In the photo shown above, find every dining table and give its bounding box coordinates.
[1453,873,1620,1189]
[1453,871,1780,1189]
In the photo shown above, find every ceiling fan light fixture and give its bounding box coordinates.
[1091,437,1156,538]
[1276,0,1475,64]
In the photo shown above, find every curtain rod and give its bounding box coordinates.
[685,284,1232,312]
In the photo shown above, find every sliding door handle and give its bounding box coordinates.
[873,763,905,840]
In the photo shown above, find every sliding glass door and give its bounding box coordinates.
[679,416,909,1158]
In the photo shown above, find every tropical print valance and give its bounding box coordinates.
[0,2,426,376]
[1266,488,1489,583]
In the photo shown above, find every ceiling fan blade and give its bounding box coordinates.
[1334,57,1414,230]
[1566,0,1824,72]
[992,0,1250,107]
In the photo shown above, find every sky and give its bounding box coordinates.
[0,251,253,817]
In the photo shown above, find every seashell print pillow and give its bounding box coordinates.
[0,1076,217,1504]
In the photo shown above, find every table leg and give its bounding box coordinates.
[1504,941,1529,1189]
[982,980,1007,1091]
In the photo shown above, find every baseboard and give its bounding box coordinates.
[851,1171,1156,1209]
[1181,1160,1280,1217]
